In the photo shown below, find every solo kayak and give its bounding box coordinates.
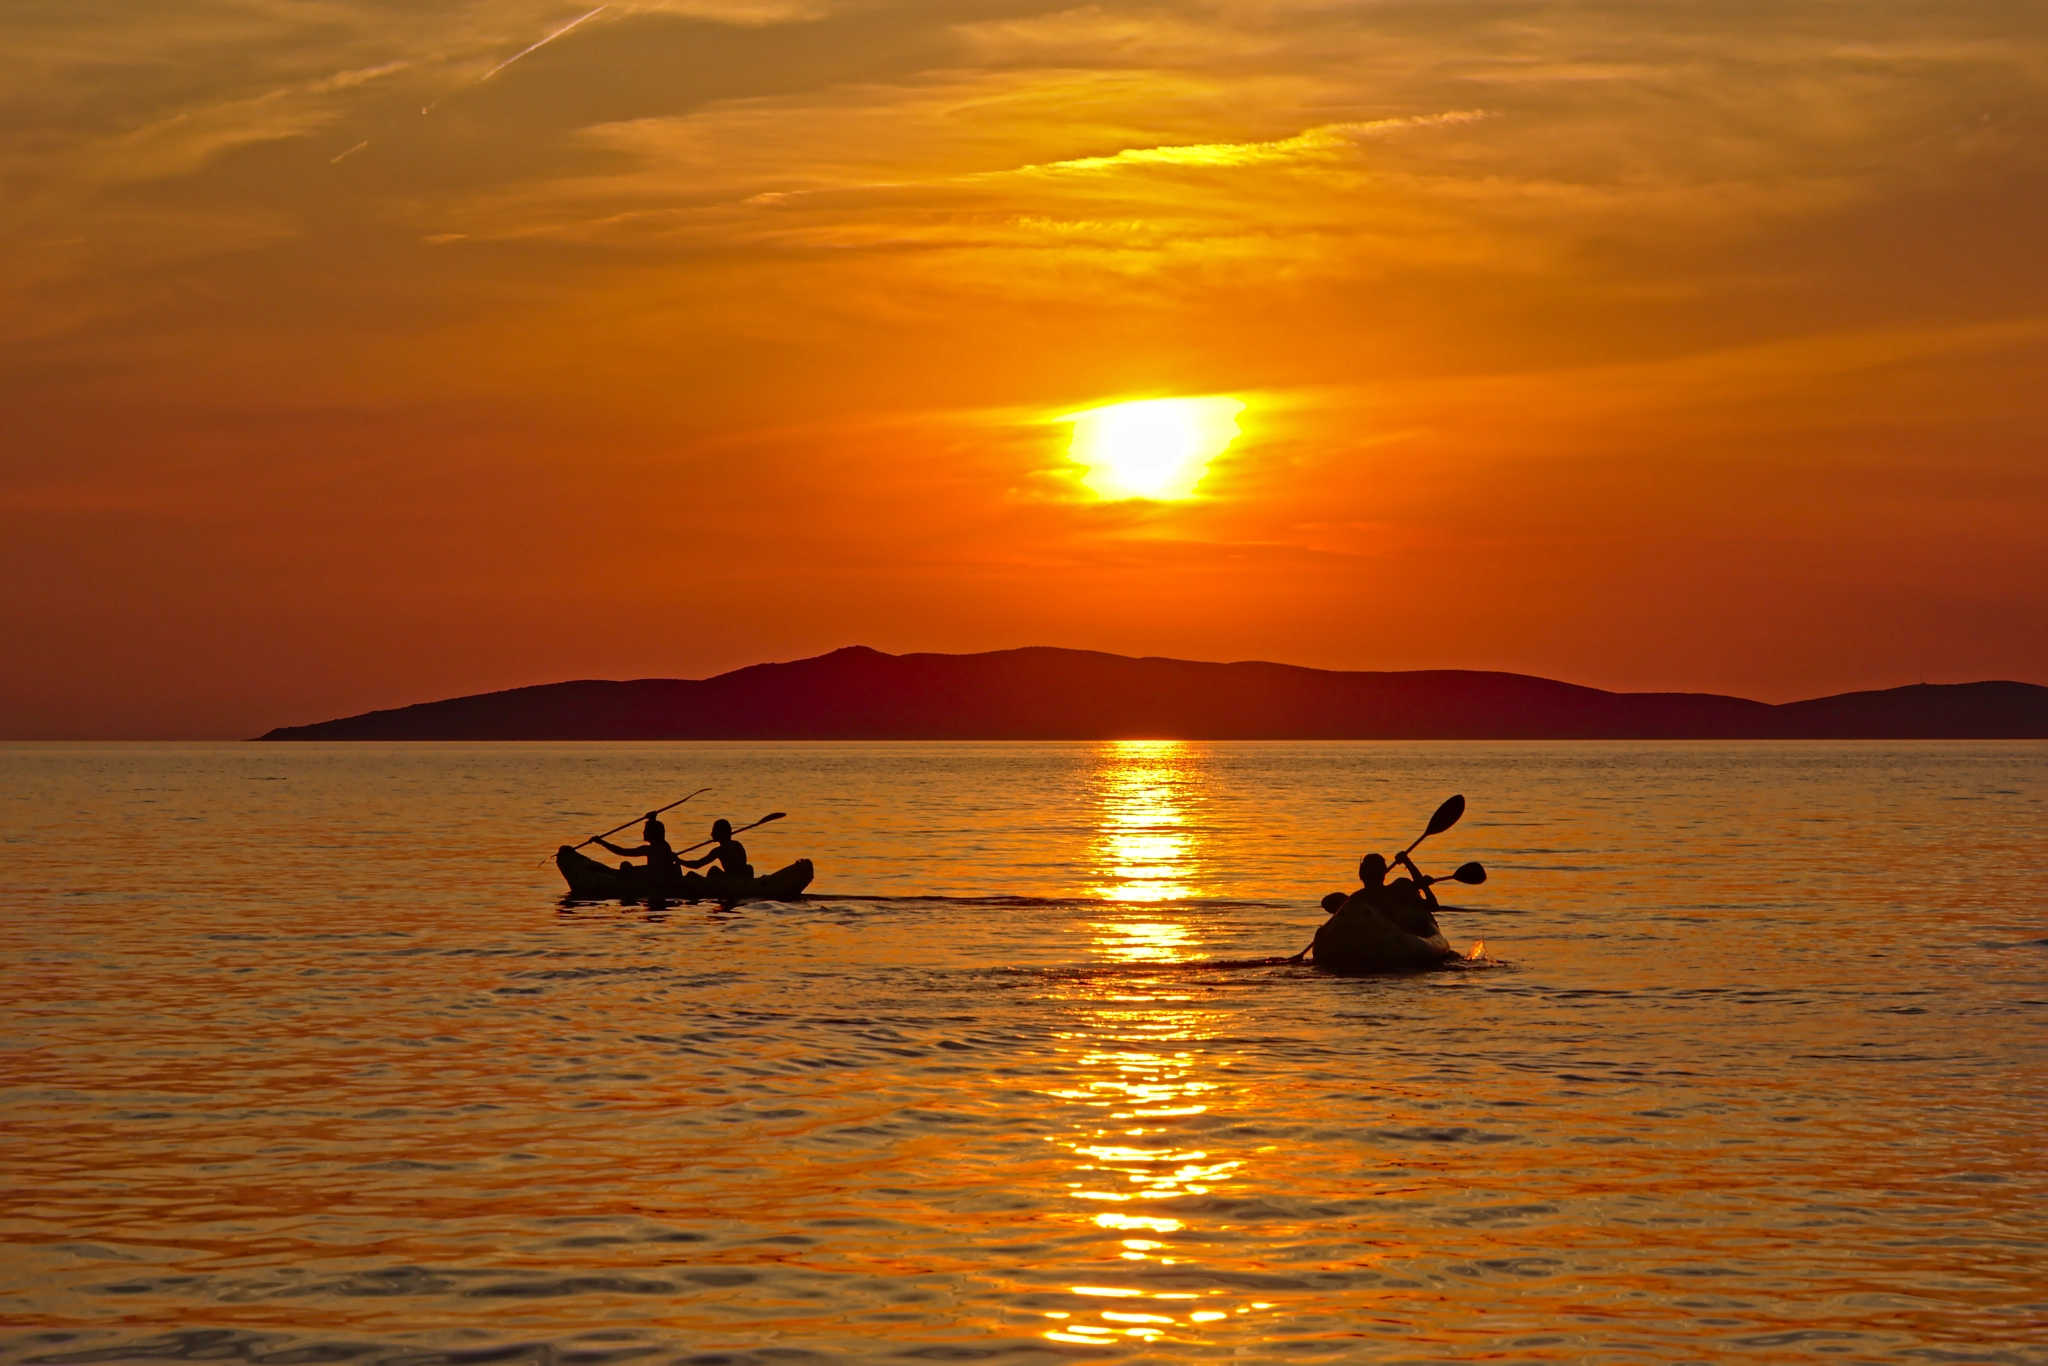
[556,845,815,903]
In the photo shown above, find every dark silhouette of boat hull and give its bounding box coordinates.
[556,846,815,903]
[1310,894,1461,973]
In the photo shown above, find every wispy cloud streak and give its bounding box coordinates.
[1008,112,1491,176]
[479,5,607,82]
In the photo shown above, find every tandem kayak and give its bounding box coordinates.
[555,845,816,903]
[1309,891,1460,973]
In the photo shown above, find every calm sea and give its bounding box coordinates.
[2,741,2044,1364]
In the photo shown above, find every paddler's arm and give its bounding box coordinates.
[596,838,650,857]
[679,851,718,869]
[1396,852,1440,907]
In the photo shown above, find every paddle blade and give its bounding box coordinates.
[1424,794,1466,838]
[1450,860,1487,885]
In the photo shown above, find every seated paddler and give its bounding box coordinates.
[1327,851,1439,940]
[1383,850,1443,939]
[1359,852,1390,898]
[1306,849,1454,970]
[593,814,680,884]
[682,818,753,882]
[1317,853,1389,922]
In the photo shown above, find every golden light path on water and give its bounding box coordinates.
[1041,740,1272,1348]
[1088,738,1203,907]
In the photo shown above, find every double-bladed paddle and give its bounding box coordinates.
[678,811,786,854]
[1429,861,1487,887]
[1403,794,1465,857]
[551,787,712,864]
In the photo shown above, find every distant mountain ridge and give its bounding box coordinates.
[256,646,2048,740]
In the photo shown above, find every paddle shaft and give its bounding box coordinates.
[677,811,785,855]
[571,787,711,853]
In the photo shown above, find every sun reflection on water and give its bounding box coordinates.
[1040,1031,1266,1346]
[1038,741,1280,1349]
[1088,739,1206,904]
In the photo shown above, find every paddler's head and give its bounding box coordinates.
[643,815,666,842]
[712,818,733,841]
[1359,852,1388,887]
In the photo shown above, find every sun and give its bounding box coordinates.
[1062,396,1245,501]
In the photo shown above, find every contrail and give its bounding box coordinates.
[331,140,369,164]
[480,5,607,81]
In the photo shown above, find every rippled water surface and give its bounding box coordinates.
[3,741,2045,1364]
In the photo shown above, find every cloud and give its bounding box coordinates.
[478,6,609,83]
[1002,111,1489,175]
[4,0,2047,731]
[81,59,410,184]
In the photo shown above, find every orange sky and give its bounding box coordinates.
[4,0,2045,737]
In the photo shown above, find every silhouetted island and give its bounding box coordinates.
[256,647,2048,740]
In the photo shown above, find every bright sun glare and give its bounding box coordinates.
[1063,397,1245,501]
